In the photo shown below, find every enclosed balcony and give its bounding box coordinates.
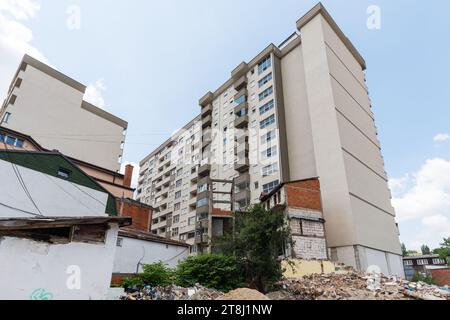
[234,189,251,203]
[235,157,250,173]
[198,163,211,178]
[202,114,212,129]
[234,115,249,129]
[201,104,212,117]
[234,75,248,91]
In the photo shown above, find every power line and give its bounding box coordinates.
[0,201,43,217]
[3,143,43,216]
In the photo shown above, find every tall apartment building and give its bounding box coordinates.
[138,3,404,276]
[0,55,127,172]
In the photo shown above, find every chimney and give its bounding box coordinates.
[123,164,134,188]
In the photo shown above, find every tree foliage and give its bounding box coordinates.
[401,243,408,257]
[434,237,450,266]
[421,244,431,255]
[121,262,174,288]
[175,254,244,292]
[214,204,291,293]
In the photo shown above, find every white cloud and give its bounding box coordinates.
[84,78,107,109]
[434,133,450,143]
[391,158,450,249]
[0,0,45,98]
[120,161,140,190]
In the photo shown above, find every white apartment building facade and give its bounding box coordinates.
[0,55,128,172]
[138,3,404,275]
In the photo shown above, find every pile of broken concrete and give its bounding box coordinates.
[122,270,450,301]
[268,270,450,301]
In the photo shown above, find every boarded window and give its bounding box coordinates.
[72,224,108,244]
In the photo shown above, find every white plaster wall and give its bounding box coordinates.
[280,44,317,181]
[335,246,357,269]
[3,65,124,171]
[386,252,405,278]
[0,160,108,218]
[113,236,189,272]
[0,223,119,300]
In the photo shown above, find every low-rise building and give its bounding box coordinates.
[0,149,131,300]
[112,228,190,285]
[403,255,448,281]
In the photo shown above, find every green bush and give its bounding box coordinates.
[121,262,175,288]
[175,254,244,292]
[411,272,437,286]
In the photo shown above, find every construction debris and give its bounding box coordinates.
[217,288,269,301]
[122,284,223,300]
[269,269,450,301]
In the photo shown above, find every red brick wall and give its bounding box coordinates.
[431,268,450,286]
[116,199,152,232]
[285,179,322,211]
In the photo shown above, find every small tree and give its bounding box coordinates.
[421,245,431,255]
[435,237,450,266]
[214,204,291,293]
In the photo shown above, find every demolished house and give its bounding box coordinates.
[260,178,328,260]
[0,150,131,300]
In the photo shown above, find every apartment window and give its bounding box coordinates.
[262,146,277,159]
[417,259,429,266]
[116,237,123,247]
[176,179,182,188]
[175,191,182,199]
[263,180,279,194]
[258,72,273,88]
[173,215,180,223]
[261,130,276,144]
[172,228,179,237]
[197,198,209,208]
[258,56,272,74]
[259,86,273,101]
[254,182,259,189]
[235,95,246,105]
[2,112,12,124]
[235,107,248,118]
[198,183,208,193]
[188,217,196,226]
[174,203,181,211]
[262,163,279,177]
[259,100,274,115]
[187,232,195,239]
[260,115,275,129]
[177,168,183,177]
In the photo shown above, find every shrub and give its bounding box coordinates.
[121,262,175,289]
[175,254,244,292]
[411,272,437,286]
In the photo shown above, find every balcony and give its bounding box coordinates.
[199,91,214,108]
[195,234,209,245]
[234,88,248,101]
[234,172,250,186]
[198,164,211,178]
[235,141,249,155]
[234,101,248,114]
[235,189,251,203]
[235,158,250,173]
[196,219,209,229]
[234,75,247,91]
[196,201,210,215]
[234,115,249,129]
[202,115,212,129]
[202,130,212,149]
[231,62,248,80]
[201,104,212,117]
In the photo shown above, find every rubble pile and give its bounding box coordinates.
[217,288,269,301]
[269,270,450,301]
[122,284,223,300]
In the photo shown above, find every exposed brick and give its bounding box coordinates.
[430,268,450,286]
[116,198,152,232]
[285,179,322,211]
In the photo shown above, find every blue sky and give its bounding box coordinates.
[0,0,449,250]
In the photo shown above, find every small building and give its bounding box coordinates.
[112,228,190,285]
[403,254,448,281]
[0,150,131,300]
[260,178,328,261]
[116,198,153,233]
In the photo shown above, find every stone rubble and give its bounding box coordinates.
[122,284,223,300]
[269,269,450,301]
[122,269,450,301]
